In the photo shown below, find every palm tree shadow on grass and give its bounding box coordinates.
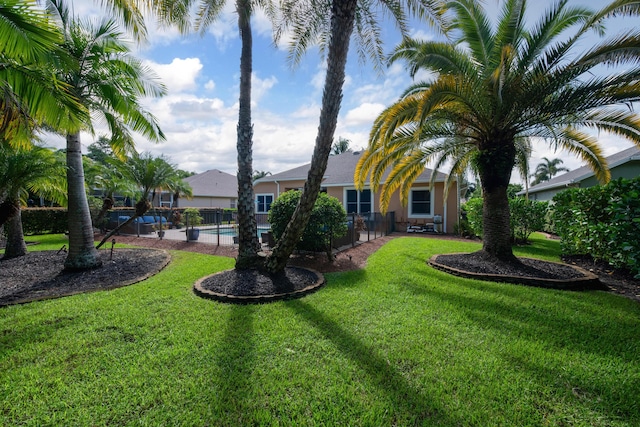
[210,304,256,421]
[286,299,460,425]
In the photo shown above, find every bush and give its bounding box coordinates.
[21,207,68,235]
[268,191,347,253]
[183,208,203,229]
[463,196,548,243]
[553,178,640,277]
[509,198,548,244]
[463,197,483,237]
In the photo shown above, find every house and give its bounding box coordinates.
[180,169,237,208]
[522,146,640,201]
[253,151,459,233]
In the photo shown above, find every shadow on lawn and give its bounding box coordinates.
[210,304,256,422]
[286,299,461,426]
[405,270,640,364]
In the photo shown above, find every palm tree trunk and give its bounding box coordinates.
[265,0,357,274]
[3,202,27,258]
[235,0,261,269]
[0,198,20,228]
[65,132,102,270]
[477,141,518,262]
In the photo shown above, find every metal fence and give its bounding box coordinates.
[107,207,394,249]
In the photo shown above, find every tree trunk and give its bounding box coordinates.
[265,0,357,274]
[235,0,262,270]
[0,198,20,228]
[3,202,27,259]
[65,132,102,270]
[476,140,518,262]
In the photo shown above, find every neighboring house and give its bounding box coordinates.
[253,151,459,233]
[180,169,237,208]
[522,146,640,201]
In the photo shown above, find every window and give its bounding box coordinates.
[230,199,237,209]
[256,194,273,213]
[409,189,432,217]
[345,189,372,214]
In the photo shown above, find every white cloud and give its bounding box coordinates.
[145,58,203,94]
[252,74,278,104]
[204,80,216,91]
[344,103,385,127]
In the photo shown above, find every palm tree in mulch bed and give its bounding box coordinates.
[356,0,640,277]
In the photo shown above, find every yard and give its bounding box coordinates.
[1,235,638,426]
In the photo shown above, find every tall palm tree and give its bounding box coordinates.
[48,0,166,270]
[96,152,193,248]
[356,0,640,263]
[530,157,570,186]
[145,0,277,269]
[0,0,84,148]
[0,144,66,258]
[264,0,445,273]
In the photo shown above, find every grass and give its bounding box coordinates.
[1,233,639,426]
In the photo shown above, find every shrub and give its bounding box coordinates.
[463,197,483,237]
[183,208,203,229]
[553,178,640,277]
[268,191,347,253]
[21,207,68,234]
[463,196,548,243]
[509,198,548,244]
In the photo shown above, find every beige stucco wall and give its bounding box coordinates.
[180,196,235,209]
[255,179,459,233]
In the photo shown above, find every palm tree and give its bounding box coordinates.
[331,136,351,155]
[356,0,640,263]
[264,0,446,273]
[0,144,66,258]
[530,157,570,186]
[145,0,277,269]
[48,0,166,270]
[0,0,84,148]
[253,170,271,181]
[96,152,193,248]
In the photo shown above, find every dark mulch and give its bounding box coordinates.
[435,252,585,279]
[0,249,170,306]
[430,251,605,291]
[194,267,325,303]
[563,254,640,302]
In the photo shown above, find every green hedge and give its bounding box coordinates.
[21,208,68,235]
[268,191,347,253]
[463,197,548,244]
[552,177,640,277]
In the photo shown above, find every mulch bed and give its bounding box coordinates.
[194,267,325,303]
[0,248,170,306]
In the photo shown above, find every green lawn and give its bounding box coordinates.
[1,234,638,426]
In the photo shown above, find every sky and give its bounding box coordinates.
[44,0,639,184]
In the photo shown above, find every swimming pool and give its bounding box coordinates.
[200,226,271,236]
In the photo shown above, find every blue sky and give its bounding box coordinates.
[47,0,639,183]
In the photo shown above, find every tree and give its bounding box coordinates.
[264,0,444,273]
[0,144,66,258]
[48,0,166,270]
[253,170,271,181]
[356,0,640,263]
[530,157,570,186]
[96,152,193,248]
[331,137,351,155]
[0,0,84,149]
[146,0,278,269]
